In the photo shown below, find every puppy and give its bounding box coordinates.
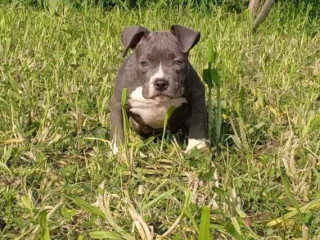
[111,25,207,153]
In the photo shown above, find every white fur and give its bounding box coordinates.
[185,138,207,153]
[149,63,165,96]
[150,63,164,82]
[129,86,187,129]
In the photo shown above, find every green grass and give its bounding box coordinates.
[0,1,320,239]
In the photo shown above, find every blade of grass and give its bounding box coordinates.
[69,197,106,219]
[198,206,211,240]
[140,189,175,211]
[89,231,123,239]
[38,210,50,240]
[183,208,199,233]
[267,196,320,227]
[121,88,129,146]
[160,106,175,151]
[280,168,303,223]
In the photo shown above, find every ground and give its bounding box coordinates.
[0,1,320,239]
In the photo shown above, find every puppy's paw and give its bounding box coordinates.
[184,138,207,153]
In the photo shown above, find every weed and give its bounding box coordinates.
[0,1,319,239]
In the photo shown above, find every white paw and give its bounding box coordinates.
[185,138,207,153]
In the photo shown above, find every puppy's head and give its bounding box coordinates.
[121,25,200,100]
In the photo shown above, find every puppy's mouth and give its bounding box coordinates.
[150,88,183,101]
[151,92,184,101]
[153,94,172,101]
[144,84,184,101]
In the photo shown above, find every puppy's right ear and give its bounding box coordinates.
[121,26,149,57]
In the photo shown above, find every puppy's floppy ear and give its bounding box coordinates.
[121,26,149,57]
[170,25,200,53]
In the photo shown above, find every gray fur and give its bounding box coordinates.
[111,25,207,147]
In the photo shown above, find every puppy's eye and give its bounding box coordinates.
[140,61,149,67]
[174,60,183,65]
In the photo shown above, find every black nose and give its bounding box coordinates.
[154,79,169,91]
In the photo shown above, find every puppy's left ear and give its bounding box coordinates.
[170,25,200,53]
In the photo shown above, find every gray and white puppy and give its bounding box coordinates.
[110,25,207,153]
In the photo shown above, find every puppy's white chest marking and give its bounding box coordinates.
[128,87,187,129]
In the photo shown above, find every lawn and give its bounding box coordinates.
[0,1,320,239]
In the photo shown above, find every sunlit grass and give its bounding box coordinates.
[0,1,319,239]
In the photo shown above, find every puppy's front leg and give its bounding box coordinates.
[185,81,208,152]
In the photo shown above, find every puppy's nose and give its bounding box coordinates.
[154,79,169,91]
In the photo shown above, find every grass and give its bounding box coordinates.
[0,1,320,239]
